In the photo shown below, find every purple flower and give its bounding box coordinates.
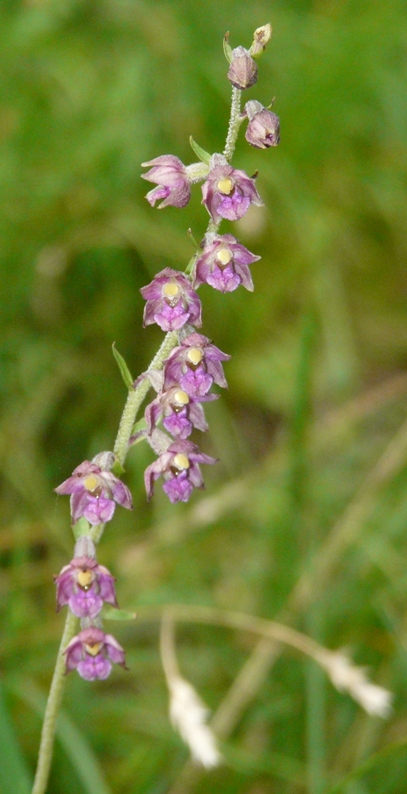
[227,46,258,90]
[144,440,217,503]
[141,155,191,209]
[244,100,280,149]
[55,452,133,526]
[145,386,217,440]
[64,627,127,681]
[194,233,260,293]
[54,557,117,619]
[140,269,202,332]
[163,333,230,398]
[202,154,263,224]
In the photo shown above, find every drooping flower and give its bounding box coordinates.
[140,269,202,332]
[202,154,263,224]
[55,556,117,619]
[145,386,217,440]
[163,333,230,398]
[227,46,258,89]
[141,155,191,209]
[144,439,217,503]
[64,627,127,681]
[194,233,260,292]
[244,100,280,149]
[55,452,133,526]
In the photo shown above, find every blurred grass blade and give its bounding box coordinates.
[325,737,407,793]
[11,679,112,794]
[102,606,137,621]
[0,678,31,794]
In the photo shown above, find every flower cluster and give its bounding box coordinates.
[139,45,279,501]
[53,23,279,681]
[55,455,132,680]
[55,535,126,681]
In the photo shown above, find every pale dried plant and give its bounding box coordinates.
[160,613,222,768]
[318,650,393,718]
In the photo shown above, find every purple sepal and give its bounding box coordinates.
[141,155,191,209]
[140,269,202,332]
[227,46,258,90]
[55,458,133,526]
[194,233,260,293]
[163,332,230,397]
[202,154,263,224]
[55,556,118,619]
[64,627,126,680]
[144,439,217,503]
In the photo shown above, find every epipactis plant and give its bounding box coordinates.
[33,24,279,792]
[32,24,393,792]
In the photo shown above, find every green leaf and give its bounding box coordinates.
[102,606,137,621]
[112,343,134,390]
[189,136,211,165]
[223,32,233,63]
[0,680,31,794]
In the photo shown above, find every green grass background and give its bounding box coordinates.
[1,0,407,792]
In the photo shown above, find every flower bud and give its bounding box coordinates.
[250,24,272,58]
[244,100,280,149]
[227,46,258,90]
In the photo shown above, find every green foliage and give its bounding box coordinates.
[1,0,407,792]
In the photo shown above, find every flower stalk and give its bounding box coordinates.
[32,24,278,793]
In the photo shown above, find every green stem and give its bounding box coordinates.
[113,330,178,466]
[223,86,242,161]
[31,611,78,794]
[32,80,245,794]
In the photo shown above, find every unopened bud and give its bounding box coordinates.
[227,46,258,90]
[250,24,272,58]
[244,100,280,148]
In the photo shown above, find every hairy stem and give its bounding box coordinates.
[31,611,78,794]
[32,79,245,794]
[113,330,178,466]
[223,86,242,161]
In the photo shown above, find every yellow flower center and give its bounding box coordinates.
[163,282,180,299]
[85,642,103,657]
[173,389,189,406]
[173,453,190,471]
[83,474,100,493]
[217,178,233,195]
[77,569,93,590]
[187,347,203,366]
[216,248,233,267]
